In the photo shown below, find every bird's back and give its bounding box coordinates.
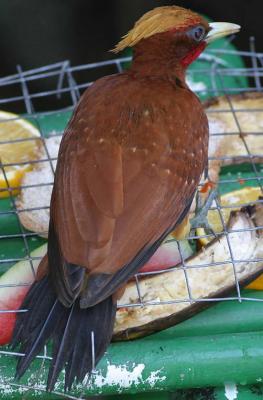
[52,71,208,276]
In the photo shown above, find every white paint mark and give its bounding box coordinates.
[86,363,166,391]
[146,369,166,387]
[0,358,165,396]
[92,363,145,389]
[224,382,238,400]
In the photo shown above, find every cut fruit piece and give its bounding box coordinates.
[197,187,262,246]
[16,136,61,237]
[246,275,263,290]
[0,244,46,345]
[0,111,42,198]
[139,239,193,273]
[206,92,263,185]
[114,205,263,339]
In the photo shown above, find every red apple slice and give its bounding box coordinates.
[139,239,193,273]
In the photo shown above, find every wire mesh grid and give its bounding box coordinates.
[0,37,263,397]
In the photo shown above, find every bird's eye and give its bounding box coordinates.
[187,25,206,42]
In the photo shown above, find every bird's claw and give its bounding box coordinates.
[190,188,218,239]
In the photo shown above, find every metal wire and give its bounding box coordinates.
[1,39,263,396]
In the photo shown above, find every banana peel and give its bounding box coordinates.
[206,92,263,183]
[113,203,263,340]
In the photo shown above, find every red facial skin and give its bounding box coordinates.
[181,42,206,67]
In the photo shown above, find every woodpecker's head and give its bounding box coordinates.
[113,6,240,67]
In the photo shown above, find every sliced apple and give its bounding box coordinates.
[139,239,193,273]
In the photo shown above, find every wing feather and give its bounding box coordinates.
[50,74,208,306]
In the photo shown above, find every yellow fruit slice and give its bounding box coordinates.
[0,111,42,198]
[246,275,263,290]
[197,186,262,246]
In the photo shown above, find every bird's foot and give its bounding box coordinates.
[190,187,218,239]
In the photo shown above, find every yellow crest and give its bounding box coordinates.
[112,6,203,53]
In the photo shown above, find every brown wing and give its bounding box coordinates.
[49,73,208,307]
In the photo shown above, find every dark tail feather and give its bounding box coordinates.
[11,276,117,392]
[48,220,85,307]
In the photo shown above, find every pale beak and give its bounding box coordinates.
[206,22,241,43]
